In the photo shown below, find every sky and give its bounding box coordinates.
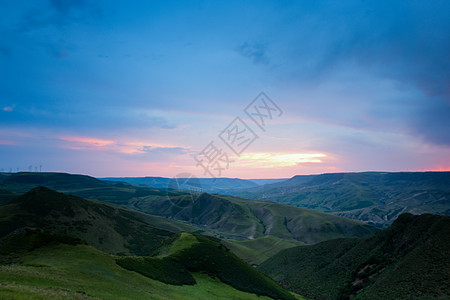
[0,0,449,179]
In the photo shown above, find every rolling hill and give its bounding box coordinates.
[0,172,378,264]
[259,213,450,299]
[132,192,377,242]
[230,172,450,227]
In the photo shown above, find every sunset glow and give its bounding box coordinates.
[239,153,327,167]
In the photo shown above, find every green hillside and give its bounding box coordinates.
[231,172,450,227]
[0,232,302,299]
[134,193,377,242]
[221,235,303,265]
[116,232,296,300]
[259,213,450,299]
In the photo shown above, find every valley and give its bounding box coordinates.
[0,171,448,299]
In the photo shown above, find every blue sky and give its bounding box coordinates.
[1,0,449,178]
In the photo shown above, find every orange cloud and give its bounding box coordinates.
[58,136,188,155]
[60,136,115,147]
[238,152,327,168]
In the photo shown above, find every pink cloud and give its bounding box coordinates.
[2,105,15,112]
[0,140,16,145]
[60,136,115,147]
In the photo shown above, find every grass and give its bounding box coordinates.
[116,256,195,285]
[166,232,199,256]
[222,236,303,265]
[169,234,296,300]
[115,233,296,300]
[0,243,298,300]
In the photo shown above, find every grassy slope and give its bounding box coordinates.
[0,243,301,300]
[221,236,304,265]
[116,232,298,300]
[259,213,450,300]
[0,188,16,205]
[232,172,450,227]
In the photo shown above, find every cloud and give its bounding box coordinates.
[58,136,190,159]
[267,1,450,147]
[2,105,15,112]
[9,0,100,59]
[0,103,178,135]
[142,145,188,155]
[235,40,270,65]
[410,99,450,146]
[17,0,93,31]
[49,0,86,14]
[0,44,12,56]
[59,136,115,147]
[0,140,16,145]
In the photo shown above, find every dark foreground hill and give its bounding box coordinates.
[0,186,175,255]
[259,213,450,299]
[230,172,450,227]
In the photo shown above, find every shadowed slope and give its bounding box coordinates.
[259,213,450,299]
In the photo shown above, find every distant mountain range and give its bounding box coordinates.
[101,176,287,194]
[259,213,450,299]
[228,172,450,227]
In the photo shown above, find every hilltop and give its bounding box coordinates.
[0,186,174,255]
